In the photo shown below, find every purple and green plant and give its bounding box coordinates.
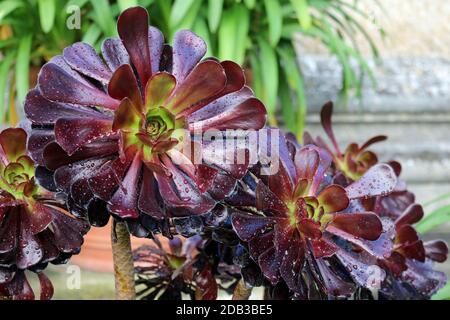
[0,128,88,300]
[0,5,446,301]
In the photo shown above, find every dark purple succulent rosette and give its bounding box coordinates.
[305,102,387,181]
[134,235,217,300]
[358,162,448,298]
[230,132,398,298]
[0,128,89,300]
[25,6,266,236]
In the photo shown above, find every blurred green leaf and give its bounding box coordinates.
[0,51,15,123]
[432,282,450,300]
[193,18,212,57]
[118,0,138,12]
[218,5,250,64]
[0,0,22,23]
[257,37,278,121]
[82,24,102,47]
[243,0,256,10]
[264,0,282,46]
[424,192,450,207]
[38,0,56,33]
[279,75,296,133]
[249,51,262,99]
[208,0,223,33]
[290,0,312,30]
[416,204,450,234]
[170,0,196,28]
[278,45,307,140]
[90,0,116,36]
[15,35,32,105]
[173,0,201,31]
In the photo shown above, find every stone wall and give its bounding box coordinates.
[297,1,450,273]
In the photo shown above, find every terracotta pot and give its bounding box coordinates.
[71,221,153,273]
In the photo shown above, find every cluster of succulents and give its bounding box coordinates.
[0,6,447,300]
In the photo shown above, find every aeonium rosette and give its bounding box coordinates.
[230,131,398,298]
[25,6,266,236]
[134,235,217,300]
[306,102,387,181]
[308,104,448,299]
[0,128,89,300]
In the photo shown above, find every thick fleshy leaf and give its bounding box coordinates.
[297,218,322,240]
[330,212,382,241]
[172,30,206,83]
[0,128,27,162]
[55,117,113,155]
[166,60,226,115]
[188,97,266,131]
[50,207,88,252]
[317,185,349,213]
[148,27,164,75]
[48,55,95,88]
[112,98,143,132]
[219,61,246,95]
[187,87,253,123]
[27,130,55,166]
[196,263,218,300]
[402,259,446,296]
[320,101,341,155]
[138,167,164,219]
[26,202,53,235]
[248,230,274,261]
[310,237,339,258]
[108,153,142,219]
[207,172,237,200]
[360,135,387,151]
[395,204,424,230]
[255,181,289,216]
[294,147,319,183]
[86,198,110,227]
[144,72,176,110]
[38,63,120,110]
[327,222,393,259]
[424,240,448,263]
[231,212,276,242]
[63,42,112,83]
[17,217,43,269]
[101,37,130,71]
[396,225,425,261]
[316,258,355,297]
[258,247,281,284]
[201,139,250,179]
[12,272,35,300]
[279,231,304,293]
[258,132,296,202]
[88,152,132,201]
[345,164,397,199]
[0,211,18,253]
[108,64,143,109]
[25,88,106,125]
[117,7,152,86]
[335,250,385,289]
[44,139,118,171]
[37,272,54,300]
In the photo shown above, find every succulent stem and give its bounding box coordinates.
[111,220,136,300]
[232,279,253,300]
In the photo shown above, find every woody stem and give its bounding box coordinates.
[111,219,136,300]
[232,279,253,300]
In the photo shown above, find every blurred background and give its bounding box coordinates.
[0,0,449,299]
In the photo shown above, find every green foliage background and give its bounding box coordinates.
[0,0,384,139]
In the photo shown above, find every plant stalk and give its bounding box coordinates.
[232,279,253,300]
[111,220,136,300]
